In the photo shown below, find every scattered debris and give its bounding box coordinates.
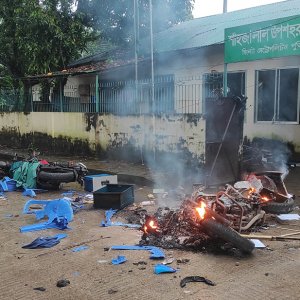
[33,287,46,292]
[140,201,155,206]
[108,288,118,294]
[97,260,108,264]
[154,264,177,274]
[162,258,174,265]
[147,194,155,200]
[56,279,70,288]
[22,233,67,249]
[72,245,89,252]
[250,239,266,248]
[111,245,165,259]
[133,261,147,266]
[0,177,17,192]
[276,214,300,224]
[111,255,127,265]
[177,258,190,264]
[20,198,73,233]
[139,200,254,254]
[22,188,47,197]
[101,208,141,228]
[180,276,216,288]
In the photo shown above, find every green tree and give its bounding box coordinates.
[0,0,96,108]
[77,0,195,49]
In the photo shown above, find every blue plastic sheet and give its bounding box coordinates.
[61,191,75,197]
[111,245,165,259]
[22,189,36,197]
[20,217,70,233]
[101,209,141,228]
[22,233,67,249]
[0,177,17,192]
[111,255,127,265]
[22,188,48,197]
[72,245,89,252]
[154,264,177,274]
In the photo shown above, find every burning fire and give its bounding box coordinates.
[195,202,207,220]
[261,196,270,202]
[142,216,159,234]
[247,187,256,199]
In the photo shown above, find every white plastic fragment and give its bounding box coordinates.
[250,239,266,248]
[276,214,300,221]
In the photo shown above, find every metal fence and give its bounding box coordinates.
[0,75,214,115]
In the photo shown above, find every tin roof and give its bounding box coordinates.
[151,0,300,53]
[29,0,300,78]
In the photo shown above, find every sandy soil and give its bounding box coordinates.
[0,172,299,300]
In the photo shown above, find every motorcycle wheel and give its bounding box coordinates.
[36,178,61,190]
[201,219,255,254]
[38,167,76,183]
[262,198,294,214]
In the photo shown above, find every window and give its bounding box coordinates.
[203,72,245,99]
[255,68,299,123]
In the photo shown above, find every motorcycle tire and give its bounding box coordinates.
[201,218,255,254]
[262,198,294,214]
[38,167,76,183]
[36,178,61,191]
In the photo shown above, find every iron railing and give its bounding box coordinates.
[0,74,219,115]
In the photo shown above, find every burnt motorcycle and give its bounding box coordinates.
[190,198,255,254]
[245,171,294,214]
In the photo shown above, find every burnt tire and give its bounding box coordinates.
[202,219,255,254]
[262,198,294,214]
[38,167,76,183]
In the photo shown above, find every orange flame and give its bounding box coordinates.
[196,202,207,220]
[149,220,157,229]
[143,218,158,234]
[261,196,269,202]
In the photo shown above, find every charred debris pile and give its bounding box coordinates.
[122,171,295,255]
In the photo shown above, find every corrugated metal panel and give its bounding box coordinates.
[152,0,300,53]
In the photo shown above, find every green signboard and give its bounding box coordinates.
[225,15,300,63]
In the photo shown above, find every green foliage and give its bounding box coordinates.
[0,0,96,78]
[77,0,195,49]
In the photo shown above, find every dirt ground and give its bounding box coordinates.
[0,168,300,300]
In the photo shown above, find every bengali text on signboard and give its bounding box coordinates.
[224,15,300,63]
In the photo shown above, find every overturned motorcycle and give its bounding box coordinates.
[36,161,88,190]
[0,152,88,190]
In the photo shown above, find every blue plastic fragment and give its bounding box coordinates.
[72,245,89,252]
[20,198,73,233]
[71,203,85,213]
[111,245,165,259]
[22,233,67,249]
[22,188,48,197]
[62,191,75,197]
[111,255,127,265]
[23,198,73,222]
[22,189,36,197]
[19,217,70,233]
[154,264,177,274]
[0,179,8,192]
[101,208,117,226]
[0,177,16,192]
[101,208,141,228]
